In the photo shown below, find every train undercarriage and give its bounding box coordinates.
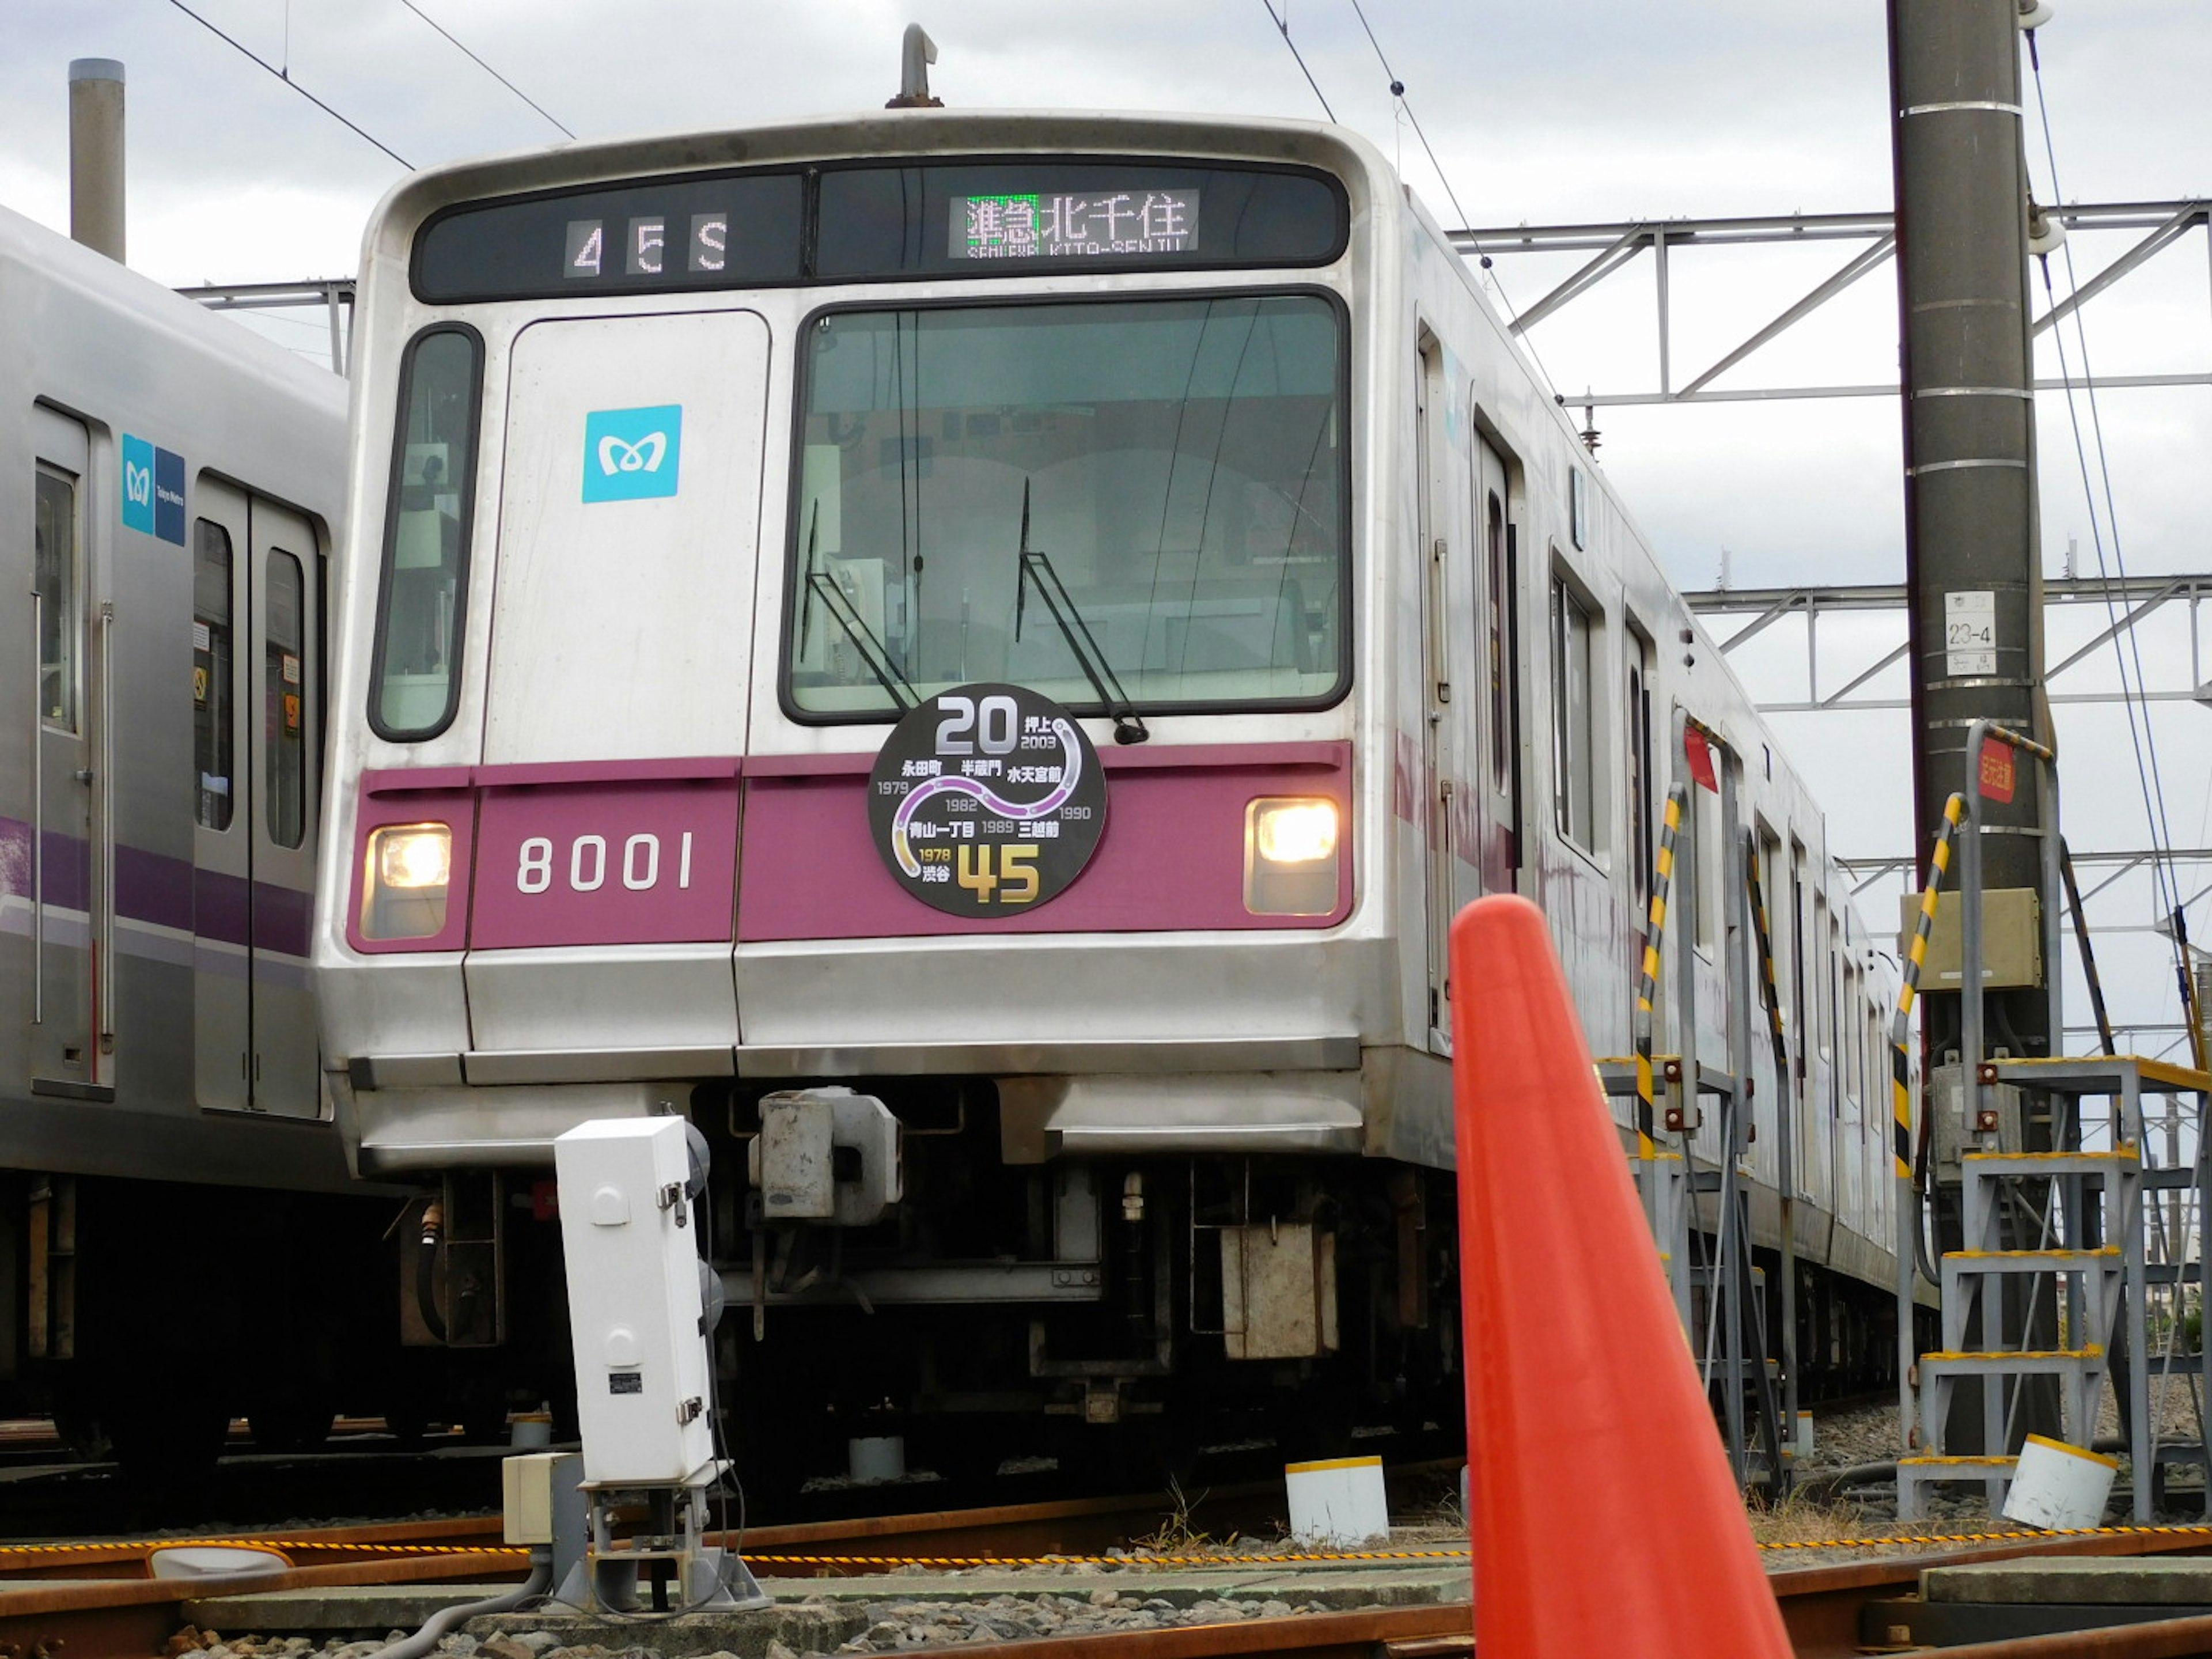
[380,1078,1910,1501]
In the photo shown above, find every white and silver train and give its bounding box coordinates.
[0,200,399,1463]
[317,111,1906,1484]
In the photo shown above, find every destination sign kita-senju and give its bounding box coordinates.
[950,190,1200,259]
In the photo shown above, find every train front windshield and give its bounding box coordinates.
[786,293,1346,719]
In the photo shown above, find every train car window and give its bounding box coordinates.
[1842,959,1861,1101]
[816,162,1344,279]
[369,325,482,741]
[1694,773,1721,951]
[1549,572,1596,850]
[266,550,307,848]
[33,469,77,730]
[784,291,1348,720]
[1487,491,1510,792]
[1626,628,1654,907]
[193,519,235,830]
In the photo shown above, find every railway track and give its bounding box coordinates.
[14,1494,2212,1657]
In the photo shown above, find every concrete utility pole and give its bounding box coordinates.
[1887,0,2058,1445]
[69,58,126,263]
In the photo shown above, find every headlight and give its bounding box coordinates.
[1245,798,1342,916]
[1253,799,1338,864]
[363,823,452,940]
[377,824,452,888]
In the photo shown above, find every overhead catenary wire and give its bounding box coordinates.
[159,0,411,168]
[1333,0,1560,403]
[1255,0,1337,122]
[2025,43,2193,995]
[396,0,575,139]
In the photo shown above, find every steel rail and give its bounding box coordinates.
[0,1514,510,1580]
[0,1550,523,1659]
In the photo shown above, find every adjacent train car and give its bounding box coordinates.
[1,202,392,1461]
[317,111,1904,1486]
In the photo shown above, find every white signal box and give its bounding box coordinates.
[554,1118,715,1486]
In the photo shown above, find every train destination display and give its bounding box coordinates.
[950,190,1199,259]
[869,684,1107,917]
[414,162,1340,300]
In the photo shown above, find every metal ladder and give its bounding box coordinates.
[1897,1138,2139,1519]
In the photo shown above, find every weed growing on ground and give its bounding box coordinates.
[1130,1478,1239,1556]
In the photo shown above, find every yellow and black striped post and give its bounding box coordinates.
[1634,785,1690,1179]
[1893,790,1964,1448]
[1893,793,1965,1182]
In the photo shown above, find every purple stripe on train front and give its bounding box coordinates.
[736,742,1353,942]
[740,740,1350,779]
[473,756,744,787]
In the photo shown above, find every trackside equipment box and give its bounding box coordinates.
[554,1118,714,1484]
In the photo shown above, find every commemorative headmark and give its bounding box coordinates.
[868,684,1107,917]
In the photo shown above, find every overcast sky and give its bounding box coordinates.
[6,0,2210,1048]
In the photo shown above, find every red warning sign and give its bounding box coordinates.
[1684,725,1719,793]
[1977,736,2016,804]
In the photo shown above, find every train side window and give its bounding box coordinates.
[193,518,235,830]
[1549,568,1597,851]
[1694,772,1721,951]
[33,469,78,730]
[370,324,482,741]
[1486,490,1509,791]
[1626,626,1654,908]
[266,549,307,849]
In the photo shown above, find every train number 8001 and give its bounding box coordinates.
[516,831,696,895]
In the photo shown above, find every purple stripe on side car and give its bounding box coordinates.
[117,843,196,933]
[0,814,310,956]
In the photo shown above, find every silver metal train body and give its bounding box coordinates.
[1,202,391,1459]
[319,112,1904,1479]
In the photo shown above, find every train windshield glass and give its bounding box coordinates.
[786,293,1345,719]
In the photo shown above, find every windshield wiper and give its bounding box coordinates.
[799,503,917,712]
[1011,480,1149,745]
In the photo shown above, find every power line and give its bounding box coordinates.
[1336,0,1556,400]
[396,0,574,139]
[1256,0,1337,121]
[2028,45,2198,1052]
[160,0,411,168]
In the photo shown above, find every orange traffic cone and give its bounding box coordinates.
[1450,895,1790,1658]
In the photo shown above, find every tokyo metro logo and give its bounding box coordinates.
[120,434,186,543]
[582,405,682,502]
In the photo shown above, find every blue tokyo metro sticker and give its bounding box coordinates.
[121,434,187,544]
[582,404,683,503]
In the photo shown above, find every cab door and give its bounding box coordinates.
[464,308,768,1058]
[29,409,101,1097]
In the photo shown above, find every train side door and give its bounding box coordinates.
[1414,341,1453,1051]
[1474,435,1518,896]
[29,409,101,1097]
[193,482,325,1116]
[192,482,252,1111]
[247,505,321,1117]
